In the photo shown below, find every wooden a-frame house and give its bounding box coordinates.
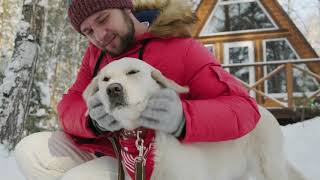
[191,0,320,120]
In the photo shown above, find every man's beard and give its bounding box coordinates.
[108,11,135,57]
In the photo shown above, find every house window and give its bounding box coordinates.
[204,44,215,56]
[224,41,255,96]
[264,38,319,95]
[228,46,251,84]
[200,0,277,36]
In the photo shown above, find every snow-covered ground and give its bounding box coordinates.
[0,116,319,180]
[0,145,25,180]
[281,117,320,180]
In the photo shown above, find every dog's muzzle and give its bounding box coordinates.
[107,83,126,109]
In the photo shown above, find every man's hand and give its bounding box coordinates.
[87,92,122,132]
[138,89,185,136]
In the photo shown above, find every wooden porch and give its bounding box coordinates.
[222,58,320,124]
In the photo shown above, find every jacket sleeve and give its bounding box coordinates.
[181,40,261,143]
[57,45,99,139]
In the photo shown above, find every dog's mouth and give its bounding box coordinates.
[110,98,147,111]
[109,97,127,110]
[110,97,149,130]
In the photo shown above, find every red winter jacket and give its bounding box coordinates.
[57,0,260,157]
[57,33,260,156]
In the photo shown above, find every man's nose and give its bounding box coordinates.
[107,83,123,97]
[94,27,108,44]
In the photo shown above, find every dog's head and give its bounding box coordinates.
[83,57,189,130]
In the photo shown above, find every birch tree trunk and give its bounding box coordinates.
[0,0,9,60]
[0,0,44,151]
[1,0,11,73]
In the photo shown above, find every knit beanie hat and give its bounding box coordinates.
[67,0,134,33]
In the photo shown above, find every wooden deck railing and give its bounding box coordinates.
[222,58,320,109]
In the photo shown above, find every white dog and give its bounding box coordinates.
[83,57,306,180]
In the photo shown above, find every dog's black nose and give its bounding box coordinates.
[107,83,123,97]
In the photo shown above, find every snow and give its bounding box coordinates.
[281,117,320,180]
[0,146,24,180]
[39,0,48,8]
[16,21,30,37]
[0,117,319,180]
[24,0,46,6]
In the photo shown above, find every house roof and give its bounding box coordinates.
[192,0,319,74]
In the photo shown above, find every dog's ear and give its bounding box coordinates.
[83,77,99,102]
[151,69,189,93]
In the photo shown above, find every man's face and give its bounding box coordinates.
[80,9,135,56]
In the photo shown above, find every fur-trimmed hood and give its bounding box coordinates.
[133,0,197,38]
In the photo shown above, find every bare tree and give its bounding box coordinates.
[0,0,44,151]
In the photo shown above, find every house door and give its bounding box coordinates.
[224,41,255,96]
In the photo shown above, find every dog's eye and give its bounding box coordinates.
[127,70,140,75]
[103,77,110,82]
